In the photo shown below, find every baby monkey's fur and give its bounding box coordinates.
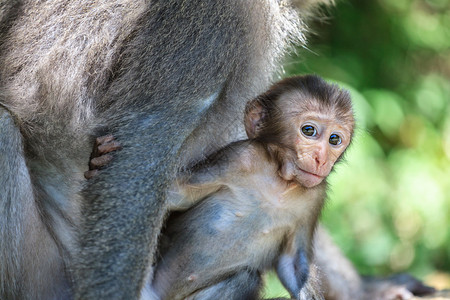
[148,75,354,300]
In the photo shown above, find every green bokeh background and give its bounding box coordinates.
[265,0,449,297]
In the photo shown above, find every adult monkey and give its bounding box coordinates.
[0,1,432,299]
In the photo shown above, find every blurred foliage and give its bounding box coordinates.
[265,0,449,297]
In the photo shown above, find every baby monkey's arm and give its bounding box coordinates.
[277,229,311,298]
[168,156,231,210]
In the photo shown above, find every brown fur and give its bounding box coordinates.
[148,75,353,299]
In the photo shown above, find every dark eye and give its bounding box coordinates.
[329,134,342,145]
[301,125,317,137]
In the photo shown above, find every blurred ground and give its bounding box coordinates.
[426,272,450,291]
[416,272,450,299]
[263,270,450,298]
[415,290,450,299]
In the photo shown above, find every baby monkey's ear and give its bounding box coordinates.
[244,96,268,139]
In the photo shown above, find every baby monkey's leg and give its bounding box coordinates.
[84,134,122,179]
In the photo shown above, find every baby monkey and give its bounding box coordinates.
[88,75,354,300]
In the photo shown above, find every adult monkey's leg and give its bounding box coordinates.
[74,1,301,298]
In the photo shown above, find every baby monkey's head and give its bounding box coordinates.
[245,75,354,188]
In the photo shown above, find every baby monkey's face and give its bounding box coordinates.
[243,77,354,189]
[277,98,354,188]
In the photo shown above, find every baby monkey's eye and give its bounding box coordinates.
[301,125,317,137]
[329,134,342,145]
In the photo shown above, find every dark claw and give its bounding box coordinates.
[89,154,113,169]
[86,134,121,179]
[95,134,114,146]
[84,169,99,179]
[97,140,122,155]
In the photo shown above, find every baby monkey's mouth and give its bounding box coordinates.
[293,164,327,188]
[295,165,324,179]
[301,168,322,178]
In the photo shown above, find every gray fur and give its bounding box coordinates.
[0,1,328,299]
